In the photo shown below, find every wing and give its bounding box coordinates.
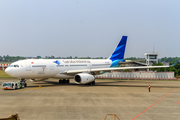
[61,65,169,75]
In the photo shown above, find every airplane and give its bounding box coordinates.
[5,36,170,85]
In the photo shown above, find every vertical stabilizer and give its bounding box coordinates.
[109,36,127,67]
[109,36,127,61]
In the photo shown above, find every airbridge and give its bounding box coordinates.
[96,71,176,80]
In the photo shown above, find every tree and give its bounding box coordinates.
[151,63,165,72]
[51,55,55,59]
[36,56,42,59]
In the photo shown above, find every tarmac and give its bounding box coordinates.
[0,78,180,120]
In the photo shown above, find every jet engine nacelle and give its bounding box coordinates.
[74,73,95,84]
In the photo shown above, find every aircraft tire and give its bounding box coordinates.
[59,80,62,84]
[62,79,66,84]
[66,79,69,84]
[92,81,95,85]
[25,83,27,87]
[87,83,91,85]
[15,84,17,89]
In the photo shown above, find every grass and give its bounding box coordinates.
[0,70,14,78]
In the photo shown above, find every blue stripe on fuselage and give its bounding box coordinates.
[110,59,125,67]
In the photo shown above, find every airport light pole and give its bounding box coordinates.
[2,57,5,71]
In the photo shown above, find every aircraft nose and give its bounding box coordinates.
[5,67,19,77]
[5,68,9,74]
[5,68,12,76]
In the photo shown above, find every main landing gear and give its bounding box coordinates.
[59,79,70,84]
[87,81,95,86]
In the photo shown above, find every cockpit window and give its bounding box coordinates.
[14,65,19,67]
[9,65,19,67]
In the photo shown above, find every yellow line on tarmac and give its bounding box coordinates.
[0,84,41,95]
[38,84,61,89]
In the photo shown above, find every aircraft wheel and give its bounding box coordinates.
[92,81,95,85]
[59,80,62,84]
[87,83,91,85]
[66,79,69,84]
[62,79,66,84]
[25,83,27,87]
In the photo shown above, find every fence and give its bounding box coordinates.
[0,64,10,70]
[96,71,176,80]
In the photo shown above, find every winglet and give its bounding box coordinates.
[171,61,179,67]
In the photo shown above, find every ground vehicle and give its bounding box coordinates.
[0,113,20,120]
[2,81,27,90]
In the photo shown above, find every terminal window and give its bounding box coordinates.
[148,55,157,59]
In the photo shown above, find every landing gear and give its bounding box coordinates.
[25,83,27,87]
[59,79,62,84]
[59,79,70,84]
[20,79,27,87]
[92,81,95,85]
[66,79,70,84]
[87,81,95,86]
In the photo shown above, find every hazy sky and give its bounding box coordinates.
[0,0,179,58]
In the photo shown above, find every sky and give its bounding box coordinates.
[0,0,180,58]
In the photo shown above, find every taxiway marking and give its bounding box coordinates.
[132,91,172,120]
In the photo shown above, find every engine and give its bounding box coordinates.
[74,73,95,84]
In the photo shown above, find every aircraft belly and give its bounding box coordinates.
[53,73,73,79]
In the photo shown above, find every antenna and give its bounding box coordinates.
[153,44,155,53]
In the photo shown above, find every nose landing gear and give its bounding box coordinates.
[59,79,70,84]
[20,79,27,87]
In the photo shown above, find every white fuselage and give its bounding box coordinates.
[5,59,112,79]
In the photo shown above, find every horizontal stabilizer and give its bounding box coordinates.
[171,61,179,67]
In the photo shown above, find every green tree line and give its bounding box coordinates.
[151,62,180,76]
[0,55,106,62]
[125,57,180,63]
[0,55,180,63]
[0,55,25,62]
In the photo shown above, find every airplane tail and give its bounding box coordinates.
[109,36,127,67]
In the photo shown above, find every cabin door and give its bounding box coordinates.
[25,62,31,71]
[49,62,54,70]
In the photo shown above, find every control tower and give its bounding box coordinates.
[144,52,158,66]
